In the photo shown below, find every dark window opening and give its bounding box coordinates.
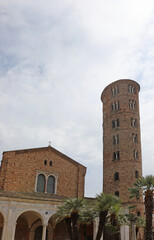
[112,101,119,111]
[112,86,119,96]
[44,160,47,165]
[129,100,136,109]
[132,133,138,143]
[113,134,119,144]
[134,150,139,159]
[47,176,55,194]
[115,191,119,197]
[131,118,137,127]
[128,85,135,93]
[114,172,119,181]
[50,161,52,166]
[135,170,139,179]
[36,174,46,193]
[112,119,119,128]
[137,211,140,216]
[113,151,120,161]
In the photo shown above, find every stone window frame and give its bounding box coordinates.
[112,86,119,96]
[132,133,138,143]
[128,85,135,94]
[112,119,119,128]
[131,117,137,127]
[129,100,136,109]
[134,150,139,159]
[113,134,119,145]
[35,172,58,194]
[113,151,120,161]
[111,101,119,111]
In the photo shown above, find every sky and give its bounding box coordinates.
[0,0,154,197]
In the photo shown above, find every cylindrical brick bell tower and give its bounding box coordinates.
[101,79,143,203]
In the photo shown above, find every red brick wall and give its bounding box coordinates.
[0,147,86,198]
[101,79,143,203]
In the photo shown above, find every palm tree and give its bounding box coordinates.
[56,197,92,240]
[95,193,121,240]
[79,201,95,239]
[129,175,154,240]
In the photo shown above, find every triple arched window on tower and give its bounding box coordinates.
[36,173,56,194]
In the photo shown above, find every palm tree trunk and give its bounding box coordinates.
[145,190,153,240]
[95,210,108,240]
[83,224,87,239]
[71,212,79,240]
[65,217,73,240]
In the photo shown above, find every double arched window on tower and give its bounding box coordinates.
[36,173,56,194]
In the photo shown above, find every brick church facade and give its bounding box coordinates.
[0,146,94,240]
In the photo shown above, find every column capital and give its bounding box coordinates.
[42,224,47,227]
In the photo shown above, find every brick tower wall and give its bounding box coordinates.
[101,79,142,203]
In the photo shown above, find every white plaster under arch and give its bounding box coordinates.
[15,209,44,227]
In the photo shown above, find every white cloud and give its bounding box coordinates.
[0,0,154,196]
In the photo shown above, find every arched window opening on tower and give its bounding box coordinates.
[115,191,119,197]
[113,151,120,161]
[112,86,119,96]
[112,119,119,128]
[114,172,119,181]
[134,150,139,159]
[128,85,135,93]
[44,160,47,165]
[113,134,119,144]
[132,133,138,143]
[36,174,46,193]
[135,170,139,179]
[129,100,136,109]
[47,175,55,194]
[131,118,137,127]
[112,101,119,111]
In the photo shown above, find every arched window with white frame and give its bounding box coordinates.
[36,174,46,193]
[47,175,55,194]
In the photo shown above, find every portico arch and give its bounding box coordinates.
[14,210,43,240]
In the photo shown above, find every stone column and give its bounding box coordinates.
[42,224,47,240]
[2,219,16,240]
[1,222,7,240]
[93,218,103,240]
[120,225,129,240]
[11,222,17,240]
[131,222,136,240]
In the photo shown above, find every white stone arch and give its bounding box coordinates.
[46,212,57,230]
[15,209,45,226]
[14,209,46,240]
